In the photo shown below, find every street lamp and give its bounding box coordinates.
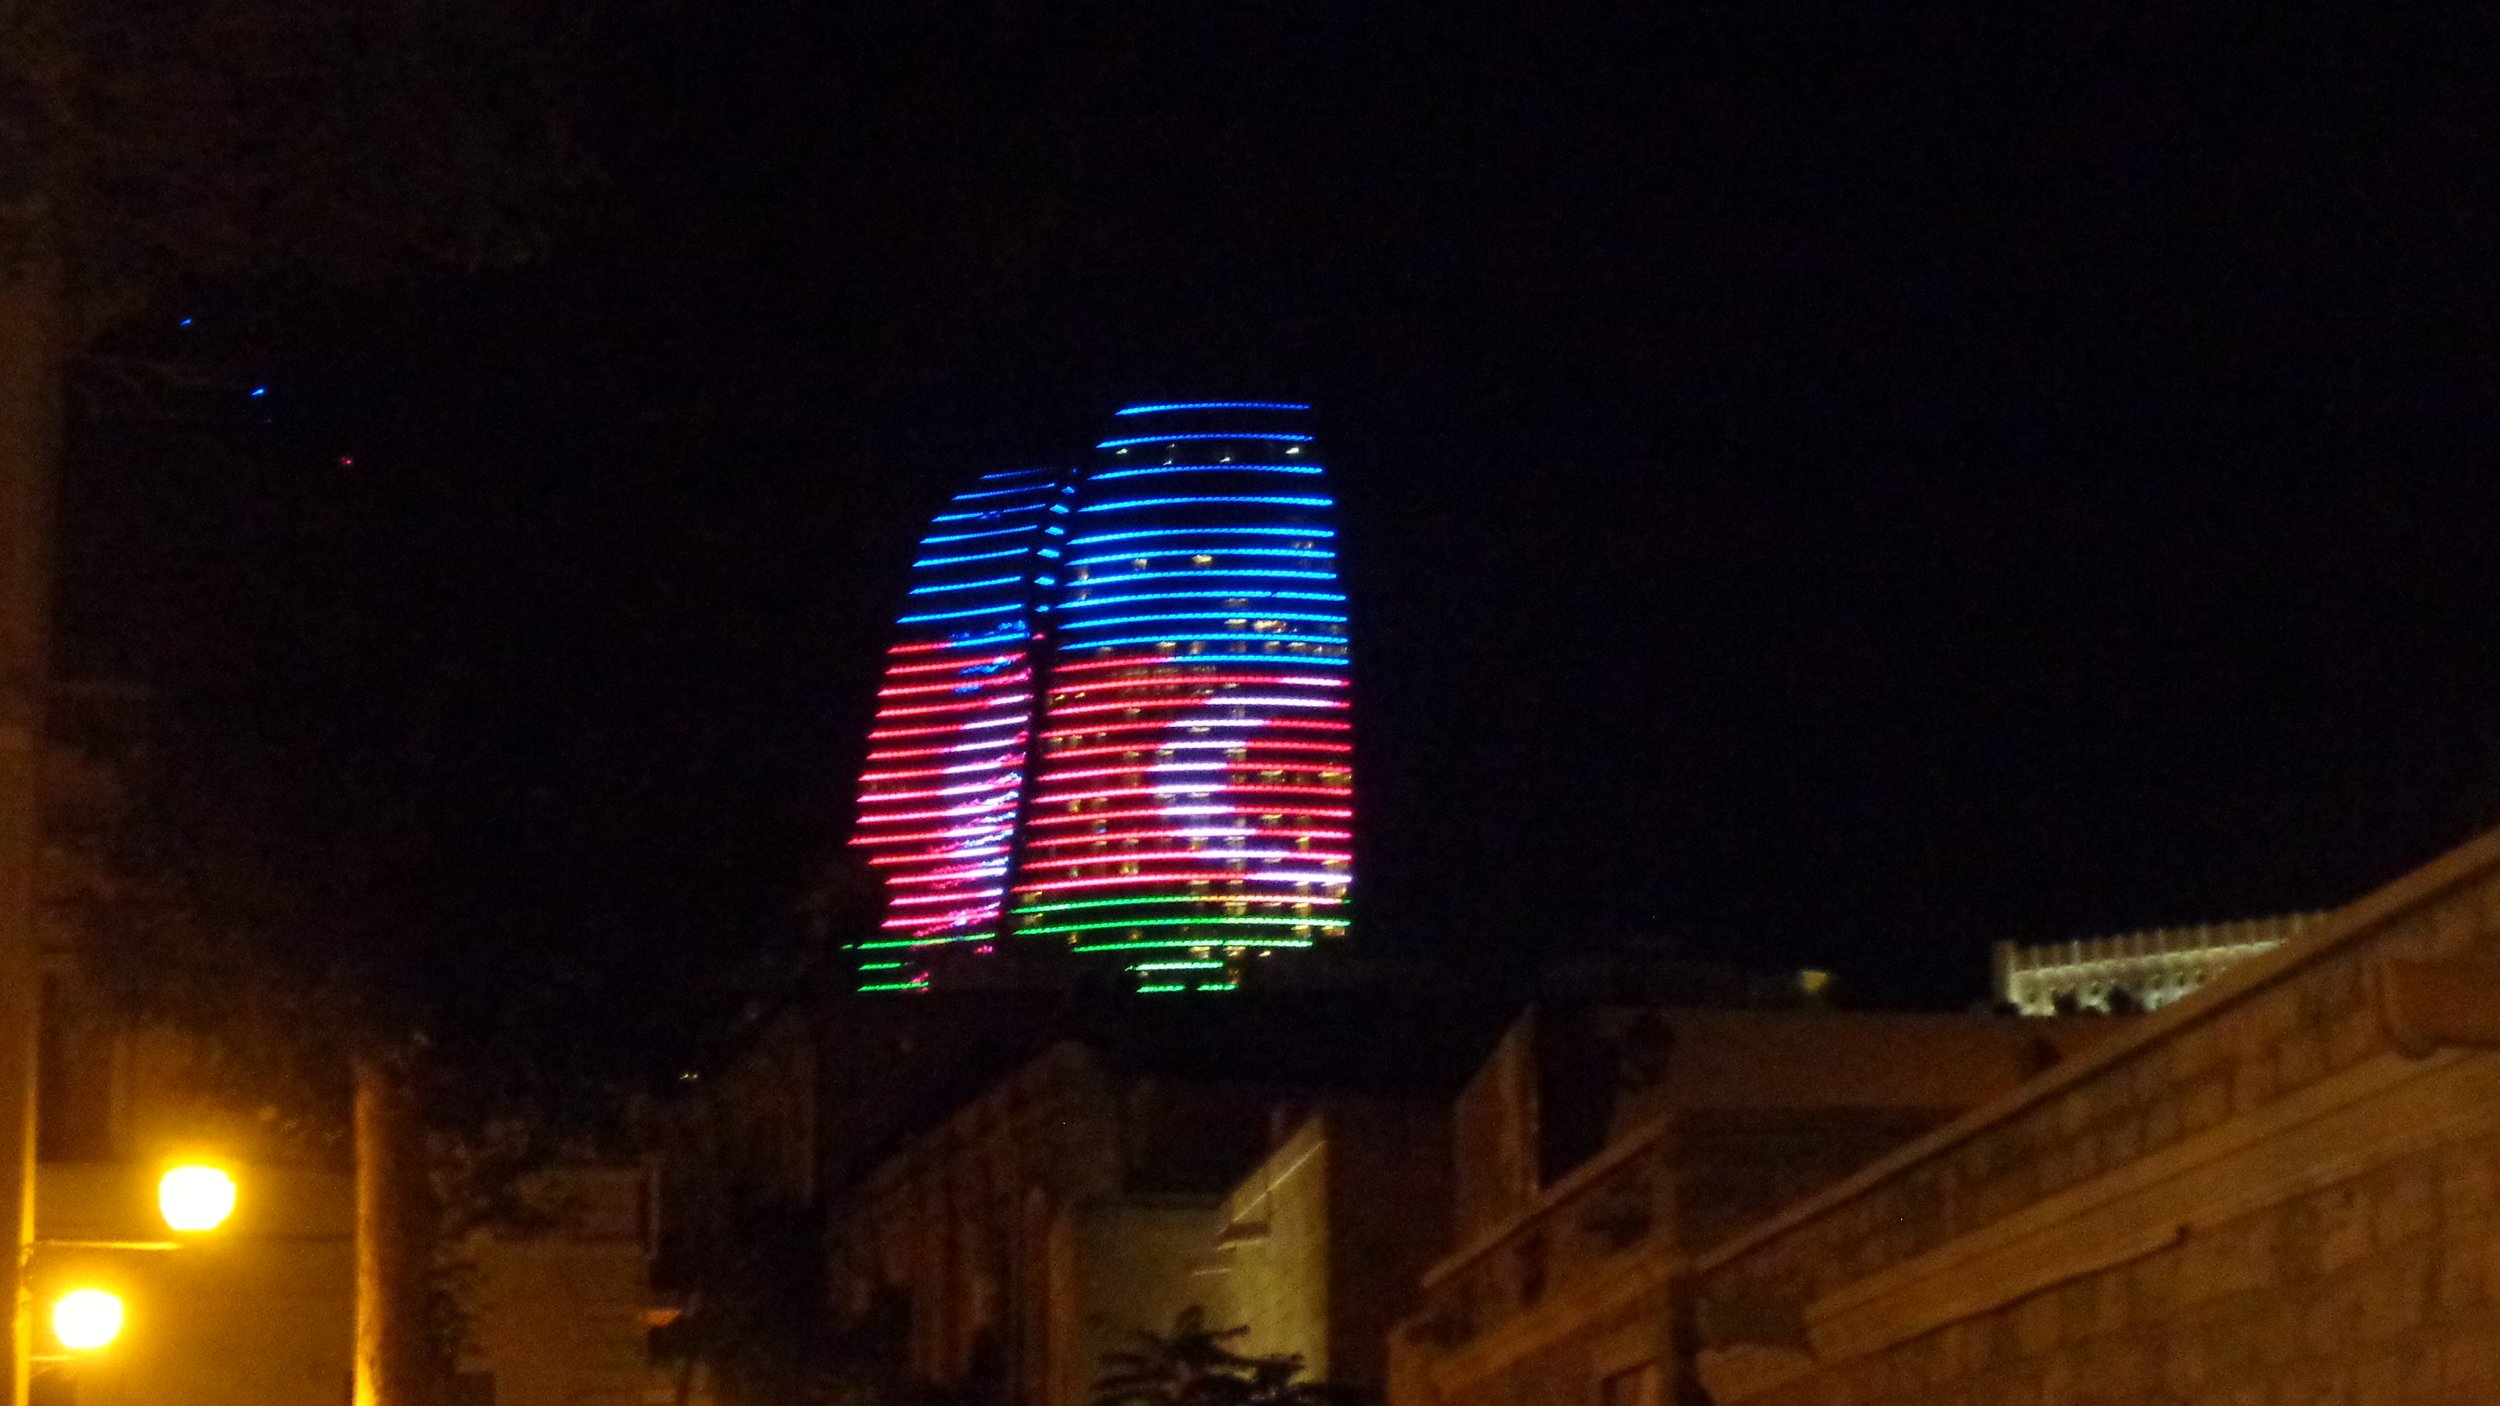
[49,1290,123,1352]
[157,1164,236,1234]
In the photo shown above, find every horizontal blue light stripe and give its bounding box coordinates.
[1069,527,1335,547]
[908,575,1021,595]
[933,503,1045,523]
[1062,591,1347,610]
[914,547,1030,568]
[1063,644,1351,664]
[952,485,1052,503]
[1099,432,1314,449]
[899,602,1028,624]
[1060,610,1350,631]
[1080,496,1333,514]
[1054,634,1347,654]
[920,628,1030,651]
[1080,569,1340,587]
[1114,402,1310,416]
[981,468,1057,482]
[1089,464,1325,483]
[1067,548,1338,567]
[922,526,1032,545]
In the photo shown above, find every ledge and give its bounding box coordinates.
[1694,823,2500,1277]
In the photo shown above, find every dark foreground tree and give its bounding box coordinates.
[1091,1309,1359,1406]
[2,2,577,1400]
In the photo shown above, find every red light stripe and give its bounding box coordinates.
[860,820,1015,840]
[866,739,1024,762]
[1030,762,1350,785]
[1038,719,1350,741]
[1012,872,1352,895]
[874,692,1034,720]
[858,758,1022,782]
[887,633,1036,657]
[1020,850,1352,870]
[1021,828,1350,848]
[1041,740,1351,762]
[857,802,1024,824]
[879,671,1033,699]
[1042,697,1345,720]
[1025,805,1353,826]
[869,719,1029,741]
[1027,783,1354,804]
[1046,674,1345,695]
[881,652,1024,677]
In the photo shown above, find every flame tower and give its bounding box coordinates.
[848,467,1073,991]
[1008,403,1353,991]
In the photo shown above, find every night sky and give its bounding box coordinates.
[55,2,2500,1030]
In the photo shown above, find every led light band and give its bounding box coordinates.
[1097,433,1314,448]
[1079,495,1334,513]
[1014,894,1349,915]
[1067,548,1338,567]
[1114,402,1312,415]
[1090,464,1326,482]
[1068,526,1335,547]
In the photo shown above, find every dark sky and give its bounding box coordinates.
[59,1,2500,1027]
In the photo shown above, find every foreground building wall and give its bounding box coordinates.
[1691,826,2500,1406]
[1204,1099,1452,1393]
[1394,1010,2096,1406]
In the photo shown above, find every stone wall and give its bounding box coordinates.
[1400,1011,2065,1406]
[1692,827,2500,1406]
[1211,1116,1333,1374]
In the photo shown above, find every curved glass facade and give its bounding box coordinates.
[1009,404,1353,991]
[848,467,1073,991]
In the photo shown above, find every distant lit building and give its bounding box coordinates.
[849,468,1073,992]
[847,404,1355,994]
[1010,403,1353,991]
[1992,911,2323,1014]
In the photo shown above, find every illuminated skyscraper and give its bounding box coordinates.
[1008,403,1353,991]
[848,467,1073,991]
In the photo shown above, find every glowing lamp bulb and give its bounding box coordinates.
[158,1164,237,1232]
[52,1289,124,1351]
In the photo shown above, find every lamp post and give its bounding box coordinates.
[0,248,63,1406]
[24,1163,239,1384]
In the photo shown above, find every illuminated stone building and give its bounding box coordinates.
[1686,830,2500,1405]
[1993,911,2321,1014]
[1389,1006,2106,1406]
[823,993,1480,1406]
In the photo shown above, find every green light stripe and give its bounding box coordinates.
[853,932,999,951]
[1137,984,1188,994]
[1072,937,1318,952]
[1133,961,1226,971]
[858,980,927,992]
[1026,915,1336,937]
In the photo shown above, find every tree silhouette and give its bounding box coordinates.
[3,6,581,1397]
[1091,1309,1357,1406]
